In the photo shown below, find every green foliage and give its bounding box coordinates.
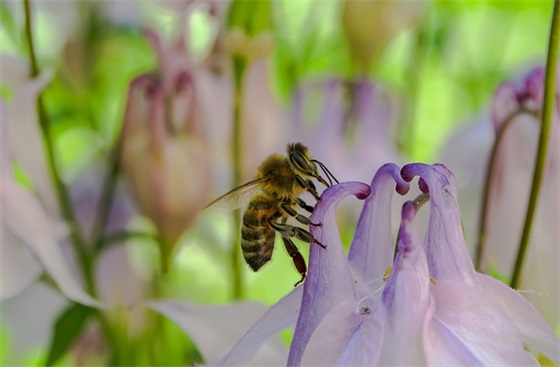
[44,303,93,366]
[227,0,272,36]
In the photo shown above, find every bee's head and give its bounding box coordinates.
[287,143,338,187]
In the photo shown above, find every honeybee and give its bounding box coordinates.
[205,143,339,286]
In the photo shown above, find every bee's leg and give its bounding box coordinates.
[280,203,321,227]
[280,236,306,287]
[268,219,327,249]
[296,198,314,213]
[295,175,321,200]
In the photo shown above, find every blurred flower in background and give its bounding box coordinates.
[290,78,401,184]
[121,32,212,268]
[441,66,560,331]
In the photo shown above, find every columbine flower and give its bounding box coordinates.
[211,163,560,365]
[441,65,560,330]
[121,32,212,261]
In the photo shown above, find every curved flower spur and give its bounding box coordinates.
[209,163,560,366]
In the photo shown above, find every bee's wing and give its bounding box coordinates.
[204,177,268,210]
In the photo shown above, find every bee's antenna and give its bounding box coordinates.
[312,159,339,186]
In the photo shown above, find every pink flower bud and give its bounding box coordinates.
[121,36,212,258]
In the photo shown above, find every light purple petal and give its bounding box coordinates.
[348,163,409,285]
[476,274,560,363]
[336,310,384,366]
[209,286,302,365]
[427,280,537,366]
[352,81,401,168]
[288,181,370,366]
[401,163,477,284]
[380,200,430,365]
[0,179,104,308]
[146,299,287,365]
[300,301,363,365]
[289,80,348,180]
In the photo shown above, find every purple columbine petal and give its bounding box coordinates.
[379,200,430,365]
[288,181,370,366]
[300,301,363,365]
[348,163,409,286]
[336,311,384,366]
[401,163,477,284]
[210,286,303,365]
[476,274,560,363]
[427,280,538,366]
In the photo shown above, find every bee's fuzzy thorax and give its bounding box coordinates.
[256,154,304,200]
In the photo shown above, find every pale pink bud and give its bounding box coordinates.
[121,66,212,257]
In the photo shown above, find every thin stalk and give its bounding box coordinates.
[98,231,159,250]
[23,0,92,288]
[23,0,120,360]
[230,55,247,300]
[510,0,560,289]
[397,17,428,158]
[474,108,538,272]
[92,135,123,250]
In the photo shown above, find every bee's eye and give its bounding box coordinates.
[290,150,315,174]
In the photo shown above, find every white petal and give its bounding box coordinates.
[3,67,59,214]
[145,298,288,365]
[95,244,146,307]
[0,223,42,300]
[210,286,303,365]
[0,179,103,307]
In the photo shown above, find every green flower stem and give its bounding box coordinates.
[474,108,538,272]
[98,231,159,250]
[510,0,560,289]
[92,136,123,251]
[231,55,248,300]
[23,0,92,289]
[23,0,119,361]
[398,23,427,158]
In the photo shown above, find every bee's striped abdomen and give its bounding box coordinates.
[241,196,278,271]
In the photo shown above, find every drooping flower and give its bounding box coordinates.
[291,78,402,184]
[210,163,560,365]
[121,32,212,262]
[440,65,560,330]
